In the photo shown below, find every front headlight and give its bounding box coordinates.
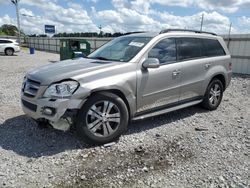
[43,80,79,98]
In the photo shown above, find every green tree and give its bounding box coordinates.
[0,24,25,36]
[0,24,18,36]
[0,28,6,35]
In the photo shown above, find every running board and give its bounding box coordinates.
[132,100,203,121]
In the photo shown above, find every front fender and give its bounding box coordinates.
[72,72,137,117]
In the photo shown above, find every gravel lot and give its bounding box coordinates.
[0,50,249,188]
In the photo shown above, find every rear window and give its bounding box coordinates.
[176,38,203,60]
[201,39,226,57]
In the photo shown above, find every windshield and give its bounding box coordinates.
[88,36,152,62]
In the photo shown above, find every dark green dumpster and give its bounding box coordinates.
[60,39,91,61]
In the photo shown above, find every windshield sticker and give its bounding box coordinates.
[128,42,145,47]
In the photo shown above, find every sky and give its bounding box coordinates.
[0,0,250,35]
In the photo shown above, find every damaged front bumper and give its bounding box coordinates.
[21,94,85,131]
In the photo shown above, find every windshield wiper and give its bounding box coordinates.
[92,56,109,60]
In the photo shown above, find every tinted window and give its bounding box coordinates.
[202,39,226,57]
[148,38,176,64]
[0,40,12,44]
[177,38,203,60]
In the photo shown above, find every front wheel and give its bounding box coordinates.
[201,79,223,110]
[76,92,129,145]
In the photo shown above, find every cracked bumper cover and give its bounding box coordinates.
[21,94,85,122]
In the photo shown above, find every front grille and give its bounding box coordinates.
[22,100,37,112]
[23,78,41,98]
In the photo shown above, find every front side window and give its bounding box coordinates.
[177,38,203,60]
[148,38,177,64]
[88,36,152,62]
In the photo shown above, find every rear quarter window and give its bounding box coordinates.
[202,39,226,57]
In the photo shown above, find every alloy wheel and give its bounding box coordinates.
[86,101,121,137]
[209,83,221,106]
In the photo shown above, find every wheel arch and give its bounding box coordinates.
[5,47,14,51]
[209,74,226,91]
[88,88,134,120]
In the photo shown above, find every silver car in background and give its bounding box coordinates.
[21,29,232,144]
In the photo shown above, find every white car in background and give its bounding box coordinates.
[0,38,20,56]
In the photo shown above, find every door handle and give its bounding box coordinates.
[172,70,181,76]
[205,63,211,69]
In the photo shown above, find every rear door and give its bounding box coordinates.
[176,37,207,101]
[136,38,182,114]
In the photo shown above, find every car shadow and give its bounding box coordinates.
[0,106,208,158]
[0,53,18,56]
[127,105,208,135]
[0,115,87,158]
[49,60,59,63]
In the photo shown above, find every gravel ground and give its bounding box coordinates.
[0,50,249,188]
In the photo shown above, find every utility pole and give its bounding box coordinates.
[227,22,232,48]
[200,13,204,31]
[98,25,102,37]
[11,0,21,44]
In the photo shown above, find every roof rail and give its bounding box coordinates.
[159,29,217,36]
[123,31,146,35]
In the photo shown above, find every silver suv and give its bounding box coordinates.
[21,29,232,144]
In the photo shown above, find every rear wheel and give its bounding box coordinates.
[5,48,14,56]
[202,79,223,110]
[76,92,129,145]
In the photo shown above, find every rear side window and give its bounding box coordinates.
[202,39,226,57]
[176,38,203,60]
[0,40,12,44]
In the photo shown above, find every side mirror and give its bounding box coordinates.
[142,58,160,69]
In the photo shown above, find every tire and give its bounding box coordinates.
[76,92,129,145]
[5,48,14,56]
[201,79,223,110]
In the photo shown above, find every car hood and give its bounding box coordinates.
[27,58,124,85]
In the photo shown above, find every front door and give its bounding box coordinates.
[136,38,182,114]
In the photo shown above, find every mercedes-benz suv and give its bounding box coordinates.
[21,29,232,144]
